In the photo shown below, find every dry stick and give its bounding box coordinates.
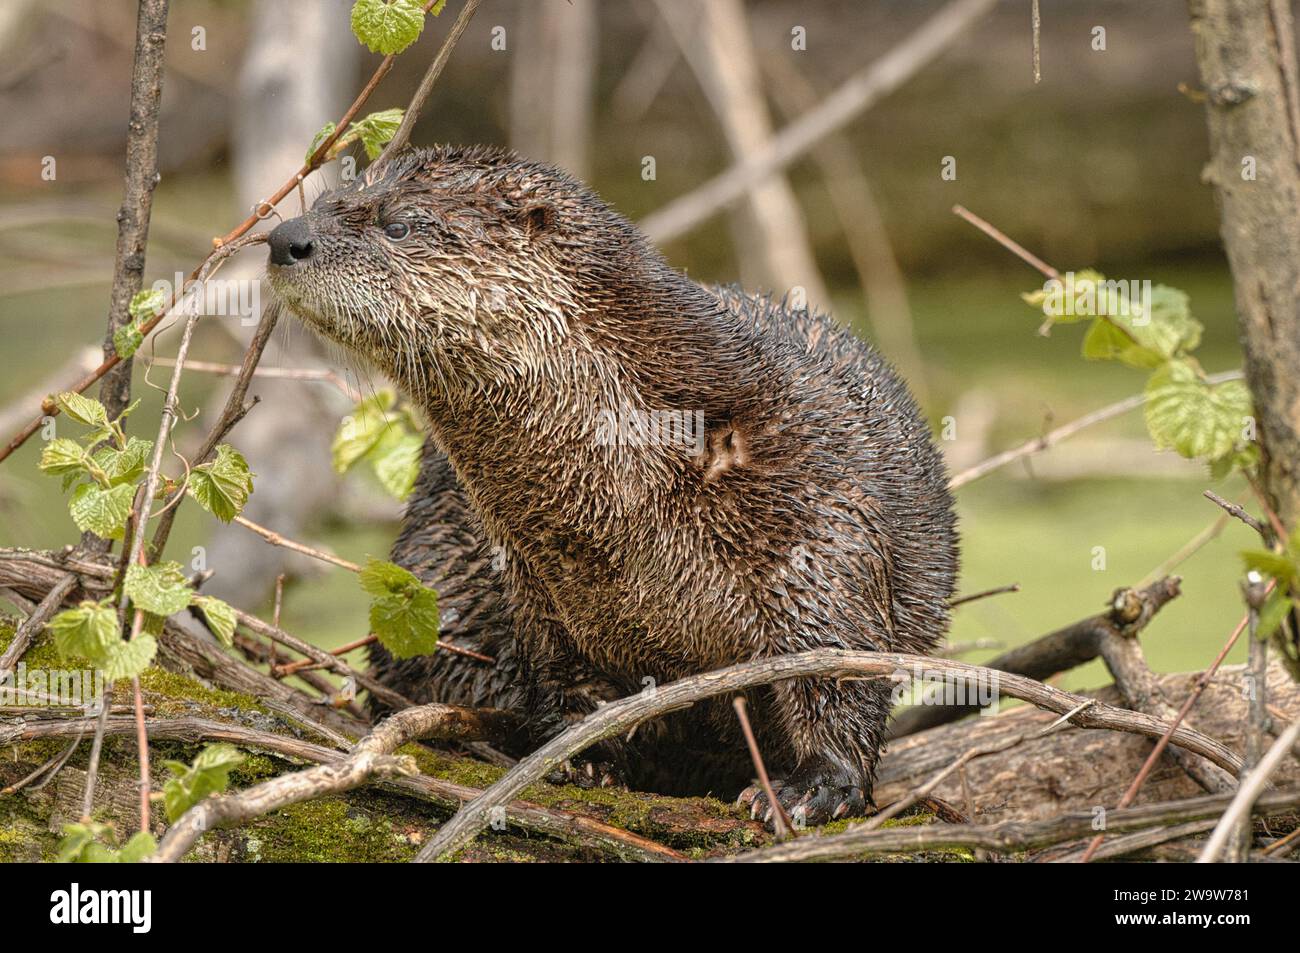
[9,714,680,863]
[148,294,279,560]
[416,649,1242,861]
[947,371,1245,491]
[949,583,1020,608]
[715,787,1300,864]
[732,696,792,838]
[1077,591,1271,862]
[232,515,363,573]
[891,577,1181,738]
[1095,582,1238,794]
[1203,489,1268,537]
[376,0,484,166]
[639,0,999,244]
[0,573,77,676]
[98,0,170,424]
[951,203,1058,280]
[151,358,362,402]
[232,609,413,711]
[274,634,377,677]
[1199,716,1300,862]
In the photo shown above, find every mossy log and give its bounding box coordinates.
[2,613,1296,862]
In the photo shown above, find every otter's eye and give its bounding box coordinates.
[383,222,411,241]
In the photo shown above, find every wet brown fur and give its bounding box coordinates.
[267,145,958,821]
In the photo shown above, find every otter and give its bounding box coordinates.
[266,144,958,826]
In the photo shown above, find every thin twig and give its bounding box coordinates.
[150,358,361,402]
[148,295,280,559]
[233,515,363,573]
[377,0,484,165]
[948,371,1244,490]
[1204,489,1268,538]
[733,696,792,838]
[949,583,1020,608]
[233,609,414,711]
[951,204,1058,279]
[1031,0,1041,84]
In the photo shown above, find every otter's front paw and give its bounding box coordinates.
[738,769,867,829]
[549,758,625,790]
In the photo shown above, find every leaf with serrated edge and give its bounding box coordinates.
[350,0,426,55]
[124,562,194,617]
[69,483,134,539]
[1145,360,1252,462]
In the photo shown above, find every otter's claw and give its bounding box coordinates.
[738,774,867,830]
[550,759,625,790]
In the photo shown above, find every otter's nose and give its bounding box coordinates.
[268,217,315,266]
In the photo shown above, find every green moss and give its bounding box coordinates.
[248,796,420,863]
[397,744,505,789]
[136,665,267,717]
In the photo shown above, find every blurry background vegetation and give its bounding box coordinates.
[0,0,1259,693]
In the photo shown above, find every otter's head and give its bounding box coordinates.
[266,144,642,402]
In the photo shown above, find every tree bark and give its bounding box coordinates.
[1187,0,1300,528]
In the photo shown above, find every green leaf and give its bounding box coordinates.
[55,391,110,430]
[68,482,135,539]
[101,634,157,681]
[1256,588,1295,641]
[112,323,144,361]
[47,600,121,661]
[56,823,155,863]
[188,444,254,522]
[1241,548,1299,585]
[360,558,439,659]
[124,561,194,617]
[1022,269,1108,325]
[1144,360,1253,462]
[56,822,116,863]
[39,437,88,477]
[193,595,237,647]
[350,0,426,55]
[348,108,405,160]
[116,831,158,863]
[333,389,399,473]
[93,435,153,486]
[128,288,166,322]
[370,431,423,500]
[307,121,338,163]
[162,743,245,822]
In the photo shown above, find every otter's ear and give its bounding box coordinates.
[518,203,557,239]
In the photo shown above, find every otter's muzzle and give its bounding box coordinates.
[268,217,315,266]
